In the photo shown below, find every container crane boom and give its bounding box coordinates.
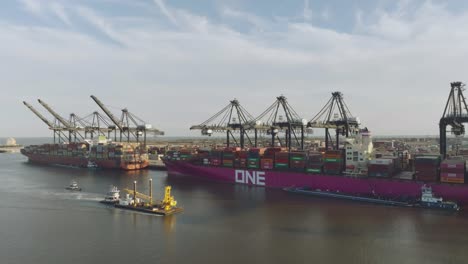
[23,101,69,143]
[37,99,72,129]
[23,101,55,128]
[90,95,123,131]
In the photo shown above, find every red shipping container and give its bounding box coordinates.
[324,163,342,170]
[211,158,221,166]
[441,163,465,170]
[239,159,247,168]
[290,160,306,169]
[440,172,465,179]
[260,159,273,169]
[237,151,248,158]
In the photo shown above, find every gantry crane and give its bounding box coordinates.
[308,92,360,150]
[439,82,468,158]
[37,99,84,142]
[90,95,164,146]
[23,101,69,143]
[254,95,306,150]
[24,96,164,145]
[190,99,257,148]
[69,112,115,140]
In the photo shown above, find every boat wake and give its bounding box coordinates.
[41,190,103,202]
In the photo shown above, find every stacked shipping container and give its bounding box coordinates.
[209,150,222,166]
[247,148,261,169]
[368,159,394,177]
[306,152,323,174]
[274,152,290,169]
[440,159,465,184]
[323,150,344,175]
[222,149,235,167]
[289,151,307,172]
[261,148,281,170]
[414,155,441,182]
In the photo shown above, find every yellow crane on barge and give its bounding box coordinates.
[117,179,182,216]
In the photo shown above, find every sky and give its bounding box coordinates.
[1,0,468,137]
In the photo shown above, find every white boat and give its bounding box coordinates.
[100,186,120,204]
[65,181,82,191]
[87,161,98,169]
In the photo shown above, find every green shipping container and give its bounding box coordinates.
[324,158,341,162]
[290,157,305,161]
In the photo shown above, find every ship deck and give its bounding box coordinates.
[114,204,183,216]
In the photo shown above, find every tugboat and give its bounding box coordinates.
[416,185,460,211]
[65,181,82,191]
[87,161,98,169]
[100,186,120,205]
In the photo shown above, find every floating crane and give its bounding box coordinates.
[439,82,468,158]
[190,99,257,148]
[90,95,164,146]
[308,92,360,150]
[254,95,307,150]
[117,179,181,215]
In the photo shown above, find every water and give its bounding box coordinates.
[1,153,468,264]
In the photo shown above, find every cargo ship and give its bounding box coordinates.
[164,130,468,205]
[21,141,149,170]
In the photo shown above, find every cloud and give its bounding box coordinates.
[303,0,312,21]
[222,7,270,31]
[153,0,178,26]
[19,0,43,16]
[75,6,125,45]
[50,2,72,26]
[321,7,330,21]
[2,0,468,137]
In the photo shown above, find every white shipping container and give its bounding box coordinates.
[369,159,393,165]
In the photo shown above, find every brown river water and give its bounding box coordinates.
[1,151,467,264]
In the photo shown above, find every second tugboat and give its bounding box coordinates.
[416,185,460,211]
[65,181,82,191]
[114,179,183,216]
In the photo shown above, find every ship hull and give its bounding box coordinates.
[22,152,149,170]
[93,159,149,170]
[164,160,468,205]
[23,152,88,168]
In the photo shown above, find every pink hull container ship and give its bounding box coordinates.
[163,130,468,206]
[164,160,468,205]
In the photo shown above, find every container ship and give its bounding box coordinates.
[163,130,468,205]
[21,142,149,170]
